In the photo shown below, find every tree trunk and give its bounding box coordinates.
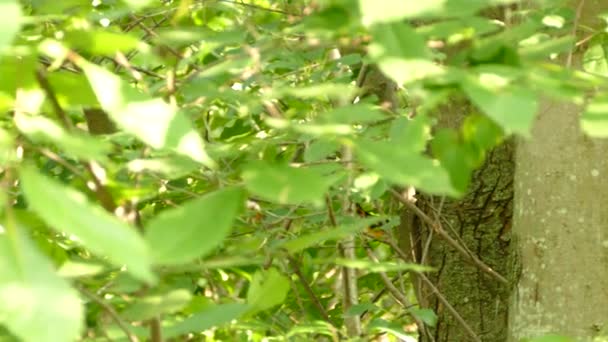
[509,1,608,340]
[416,106,514,342]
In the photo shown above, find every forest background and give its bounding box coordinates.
[1,0,607,341]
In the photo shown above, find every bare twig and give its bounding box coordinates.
[364,244,433,342]
[567,0,586,68]
[35,67,117,212]
[35,68,74,129]
[390,189,508,284]
[77,285,140,342]
[385,238,482,342]
[149,317,163,342]
[287,255,331,322]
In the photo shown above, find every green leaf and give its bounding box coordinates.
[581,95,608,138]
[304,139,340,162]
[583,38,608,77]
[320,104,386,124]
[368,319,416,341]
[64,30,149,56]
[0,226,83,342]
[461,75,538,136]
[145,187,243,265]
[354,139,458,196]
[19,166,155,284]
[389,114,432,153]
[368,23,443,84]
[279,217,384,253]
[14,113,111,161]
[47,72,98,108]
[326,258,433,273]
[359,0,516,25]
[246,268,290,314]
[164,303,247,338]
[0,0,22,52]
[286,321,337,339]
[242,161,331,205]
[121,0,152,10]
[410,308,438,327]
[122,289,192,321]
[78,61,215,168]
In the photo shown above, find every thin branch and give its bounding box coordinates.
[567,0,586,68]
[149,317,163,342]
[214,0,297,16]
[364,244,434,342]
[287,255,331,322]
[385,238,482,342]
[35,68,74,129]
[77,285,140,342]
[390,189,508,284]
[35,67,117,212]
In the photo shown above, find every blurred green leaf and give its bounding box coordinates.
[0,226,83,342]
[359,0,517,25]
[280,216,383,253]
[246,268,289,314]
[369,22,443,84]
[461,75,537,136]
[20,166,155,284]
[64,30,149,56]
[327,258,433,273]
[164,303,247,338]
[583,37,608,77]
[242,161,332,205]
[0,0,22,53]
[145,187,243,265]
[354,139,458,196]
[122,289,192,321]
[79,61,215,168]
[410,308,438,327]
[15,113,111,161]
[581,95,608,138]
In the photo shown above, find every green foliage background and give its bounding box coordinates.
[0,0,605,341]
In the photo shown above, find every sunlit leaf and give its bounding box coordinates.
[354,139,458,196]
[461,75,537,136]
[583,39,608,77]
[581,95,608,138]
[145,187,244,265]
[246,268,289,314]
[20,166,155,284]
[64,30,150,56]
[325,258,433,273]
[15,113,111,160]
[359,0,516,25]
[78,61,215,168]
[368,23,443,84]
[0,0,22,52]
[320,104,387,124]
[0,226,83,342]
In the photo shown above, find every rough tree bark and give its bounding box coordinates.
[359,61,514,342]
[415,104,514,342]
[509,2,608,340]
